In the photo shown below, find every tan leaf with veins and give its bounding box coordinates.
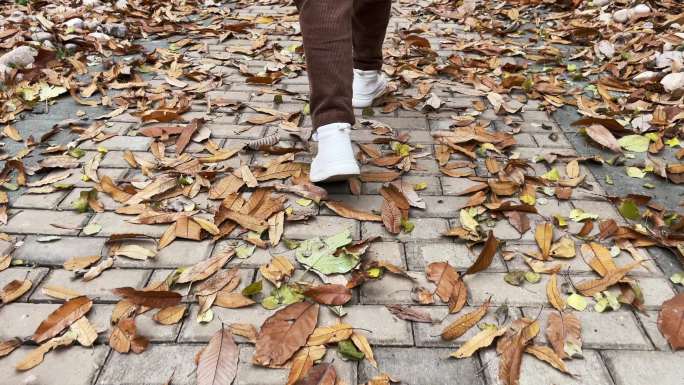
[451,326,507,358]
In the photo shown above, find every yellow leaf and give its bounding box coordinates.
[546,274,566,311]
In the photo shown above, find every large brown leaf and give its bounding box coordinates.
[658,293,684,350]
[386,304,434,323]
[295,363,336,385]
[177,249,234,284]
[324,201,382,222]
[441,299,490,341]
[574,260,642,296]
[381,199,401,234]
[112,287,182,308]
[546,312,582,359]
[254,302,319,367]
[585,124,622,153]
[535,223,553,259]
[426,262,467,313]
[32,296,92,343]
[176,118,203,155]
[465,231,499,275]
[197,326,239,385]
[498,319,540,385]
[303,284,352,306]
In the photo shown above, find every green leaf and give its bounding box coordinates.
[38,85,67,101]
[541,168,560,182]
[242,280,263,296]
[338,340,365,361]
[567,293,587,311]
[236,244,256,259]
[617,135,650,152]
[68,148,85,159]
[283,239,300,250]
[296,198,313,207]
[459,208,479,233]
[261,284,304,309]
[366,267,383,279]
[569,208,598,222]
[524,272,541,283]
[401,218,415,233]
[414,182,428,191]
[618,199,640,220]
[504,271,526,286]
[296,230,358,275]
[73,189,97,213]
[564,340,583,358]
[626,167,646,178]
[665,137,680,147]
[669,272,684,285]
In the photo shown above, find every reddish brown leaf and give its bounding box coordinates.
[465,231,499,275]
[295,363,336,385]
[112,287,182,308]
[32,296,93,343]
[254,302,319,367]
[385,305,434,323]
[381,199,401,234]
[658,293,684,350]
[197,326,239,385]
[303,284,352,306]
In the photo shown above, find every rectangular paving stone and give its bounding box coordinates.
[14,235,106,266]
[3,209,91,235]
[413,305,522,348]
[0,267,49,302]
[482,348,613,385]
[87,212,168,237]
[362,218,449,242]
[463,273,548,307]
[1,346,108,385]
[45,168,127,188]
[405,241,507,272]
[318,305,413,346]
[31,268,150,302]
[149,268,254,299]
[359,270,429,305]
[237,346,357,385]
[358,347,484,385]
[112,239,215,268]
[10,190,69,209]
[601,350,684,385]
[635,310,669,350]
[80,135,152,151]
[284,216,360,240]
[179,304,273,343]
[97,344,201,385]
[521,308,651,350]
[365,241,406,268]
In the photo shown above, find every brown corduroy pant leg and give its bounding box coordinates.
[295,0,392,129]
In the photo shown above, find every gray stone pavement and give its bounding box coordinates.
[1,1,683,385]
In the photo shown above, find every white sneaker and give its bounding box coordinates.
[310,122,360,183]
[352,69,388,108]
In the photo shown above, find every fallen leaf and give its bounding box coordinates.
[153,305,188,325]
[442,299,491,341]
[254,302,319,367]
[525,345,571,374]
[546,312,582,359]
[306,324,353,346]
[451,325,507,358]
[385,304,434,323]
[32,296,93,343]
[197,326,239,385]
[1,279,32,304]
[657,293,684,350]
[381,199,402,234]
[465,231,499,274]
[574,261,643,296]
[177,249,234,283]
[535,223,553,259]
[287,345,326,385]
[351,332,377,368]
[585,124,622,153]
[294,363,336,385]
[546,274,566,311]
[426,262,467,313]
[112,287,182,308]
[303,284,352,306]
[324,201,382,222]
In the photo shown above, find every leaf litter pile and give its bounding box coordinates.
[1,0,684,384]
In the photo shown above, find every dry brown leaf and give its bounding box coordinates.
[197,326,239,385]
[381,199,401,234]
[546,274,566,311]
[295,363,336,385]
[465,231,499,275]
[63,255,101,271]
[83,257,114,281]
[385,304,434,323]
[230,323,258,343]
[351,332,377,368]
[574,260,642,296]
[32,296,93,343]
[582,242,616,277]
[451,326,507,358]
[426,262,467,313]
[525,345,571,375]
[324,201,382,222]
[307,323,353,346]
[657,293,684,350]
[112,287,182,308]
[287,345,326,385]
[215,292,256,308]
[110,318,136,353]
[177,249,234,283]
[441,299,490,341]
[1,279,32,304]
[0,338,21,358]
[535,223,553,259]
[16,333,75,371]
[585,124,622,153]
[546,312,582,359]
[254,302,319,367]
[268,211,285,246]
[69,316,98,347]
[303,284,352,306]
[153,304,188,325]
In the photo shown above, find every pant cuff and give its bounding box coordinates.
[353,60,383,71]
[313,110,355,130]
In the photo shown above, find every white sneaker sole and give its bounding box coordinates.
[352,77,388,108]
[310,161,360,183]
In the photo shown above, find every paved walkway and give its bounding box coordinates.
[1,1,682,385]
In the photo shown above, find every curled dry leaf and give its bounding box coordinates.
[260,255,294,288]
[574,260,643,296]
[442,299,491,341]
[351,332,377,368]
[465,231,499,275]
[153,304,188,325]
[110,318,136,354]
[197,326,239,385]
[324,201,382,222]
[303,284,352,306]
[112,287,182,308]
[535,223,553,259]
[254,302,319,367]
[546,274,566,311]
[83,257,114,281]
[16,332,76,371]
[385,304,434,323]
[230,323,258,343]
[32,296,93,343]
[69,316,98,347]
[287,345,326,385]
[306,323,353,346]
[451,326,507,359]
[525,345,571,375]
[657,293,684,350]
[1,279,32,304]
[426,262,467,313]
[177,249,234,284]
[0,338,21,358]
[63,255,101,271]
[585,124,622,153]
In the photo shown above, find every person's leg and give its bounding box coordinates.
[352,0,392,71]
[296,0,359,183]
[351,0,392,108]
[296,0,354,129]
